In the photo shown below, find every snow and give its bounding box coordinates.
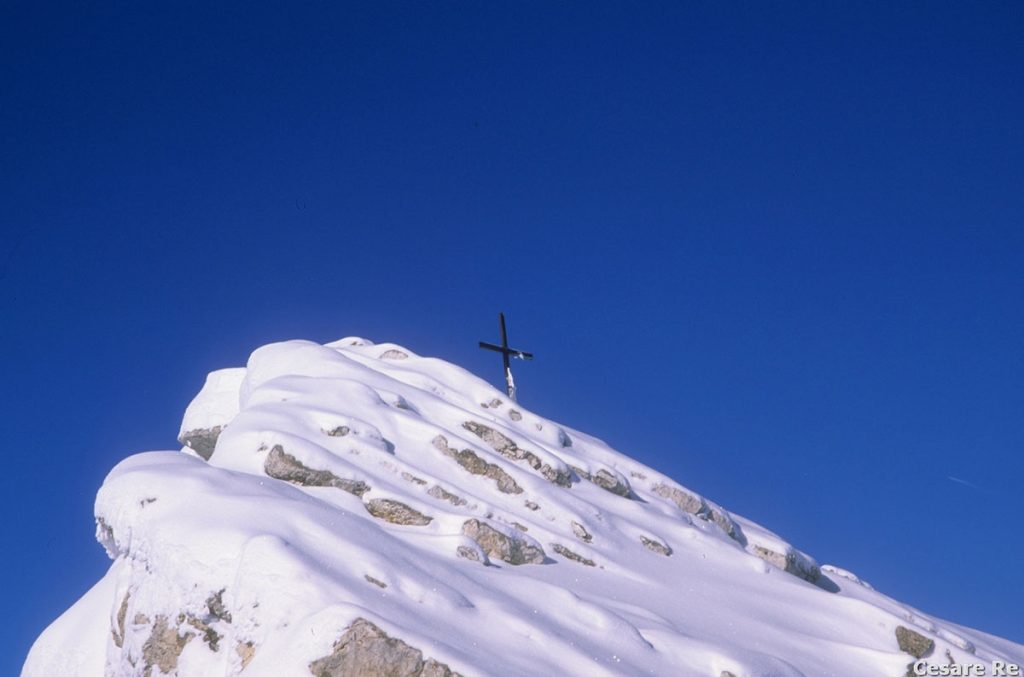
[23,338,1024,676]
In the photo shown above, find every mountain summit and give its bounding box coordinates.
[24,338,1024,676]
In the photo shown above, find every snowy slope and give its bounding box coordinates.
[23,338,1024,677]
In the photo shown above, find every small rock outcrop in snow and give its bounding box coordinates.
[309,618,458,677]
[23,337,1024,677]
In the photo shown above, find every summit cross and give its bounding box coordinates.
[478,312,533,401]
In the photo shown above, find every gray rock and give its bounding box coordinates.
[652,483,742,543]
[365,575,388,588]
[572,522,593,543]
[640,536,672,556]
[431,436,522,494]
[461,519,545,565]
[524,500,540,511]
[186,614,222,652]
[751,545,821,584]
[427,485,467,506]
[461,422,572,487]
[178,425,223,461]
[402,472,428,486]
[142,615,194,677]
[308,617,459,677]
[206,589,232,623]
[456,545,485,563]
[264,445,370,497]
[896,626,934,659]
[508,409,522,421]
[365,499,433,526]
[552,543,596,567]
[380,349,410,360]
[592,469,632,498]
[323,425,350,437]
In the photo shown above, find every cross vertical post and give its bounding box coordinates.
[478,312,533,401]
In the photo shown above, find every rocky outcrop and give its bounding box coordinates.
[178,425,223,461]
[640,536,672,556]
[572,522,592,543]
[751,545,821,585]
[461,519,545,565]
[309,618,458,677]
[432,435,522,494]
[142,615,194,677]
[896,626,934,659]
[379,349,410,360]
[652,483,742,543]
[573,466,633,498]
[365,498,433,526]
[323,425,350,437]
[552,544,595,567]
[427,485,467,506]
[264,445,370,497]
[461,422,572,487]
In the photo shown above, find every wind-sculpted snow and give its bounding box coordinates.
[24,338,1024,676]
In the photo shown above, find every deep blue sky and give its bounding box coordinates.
[3,2,1022,670]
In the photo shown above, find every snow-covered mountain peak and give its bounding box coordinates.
[24,338,1024,676]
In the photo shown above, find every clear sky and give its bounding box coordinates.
[3,2,1022,670]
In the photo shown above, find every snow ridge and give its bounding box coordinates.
[24,338,1024,676]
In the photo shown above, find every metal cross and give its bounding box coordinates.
[479,312,533,401]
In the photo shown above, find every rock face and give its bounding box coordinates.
[365,498,433,526]
[462,421,572,487]
[432,435,522,494]
[896,626,935,659]
[751,545,821,585]
[552,544,596,567]
[264,445,370,497]
[652,483,742,543]
[142,616,193,677]
[640,536,672,556]
[461,519,545,565]
[309,618,458,677]
[178,426,223,461]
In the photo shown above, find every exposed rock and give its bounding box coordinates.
[402,472,428,486]
[427,485,467,506]
[652,483,742,542]
[365,575,388,588]
[456,545,484,563]
[323,425,351,437]
[461,519,545,565]
[572,522,593,543]
[380,349,409,360]
[308,617,459,677]
[461,422,572,487]
[264,445,369,497]
[751,545,821,584]
[592,469,632,497]
[640,536,672,556]
[206,589,232,623]
[896,626,934,659]
[432,435,522,494]
[178,425,223,461]
[630,470,647,480]
[488,398,503,408]
[511,522,528,532]
[112,591,130,648]
[524,500,539,511]
[508,409,522,421]
[142,615,194,677]
[186,614,222,652]
[134,613,150,625]
[365,498,433,526]
[552,543,596,567]
[236,641,256,670]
